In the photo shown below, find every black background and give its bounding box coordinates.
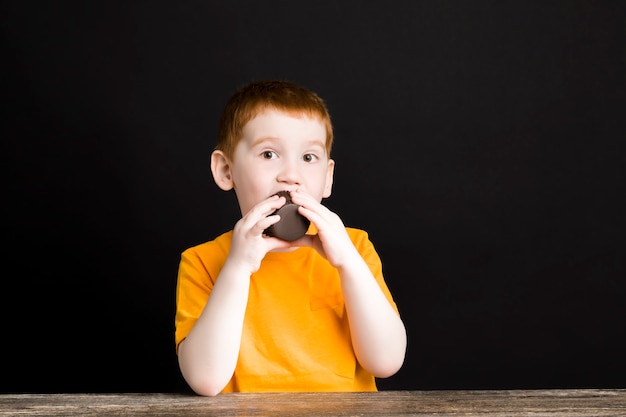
[2,1,625,393]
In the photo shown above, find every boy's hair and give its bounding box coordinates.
[216,80,334,160]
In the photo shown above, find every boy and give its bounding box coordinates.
[175,80,406,396]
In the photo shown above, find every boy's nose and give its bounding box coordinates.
[276,160,301,185]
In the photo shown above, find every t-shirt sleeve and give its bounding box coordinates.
[174,247,214,352]
[350,229,400,315]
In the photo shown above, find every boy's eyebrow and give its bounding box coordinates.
[247,136,284,150]
[249,136,279,147]
[249,136,326,150]
[309,139,326,148]
[303,139,326,150]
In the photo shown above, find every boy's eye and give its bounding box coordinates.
[303,153,317,163]
[262,151,276,159]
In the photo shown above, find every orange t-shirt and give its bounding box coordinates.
[175,227,399,392]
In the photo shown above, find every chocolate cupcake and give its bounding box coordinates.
[263,190,310,241]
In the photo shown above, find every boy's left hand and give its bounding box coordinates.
[288,190,359,269]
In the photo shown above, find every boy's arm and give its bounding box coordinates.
[291,191,407,377]
[337,250,407,377]
[178,195,292,396]
[177,259,251,397]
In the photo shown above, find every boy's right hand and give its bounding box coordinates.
[226,194,295,274]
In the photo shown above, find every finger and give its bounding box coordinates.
[252,214,281,236]
[291,192,333,221]
[297,205,328,228]
[289,190,316,207]
[255,194,287,216]
[240,195,286,227]
[288,233,316,248]
[266,237,295,251]
[288,234,326,258]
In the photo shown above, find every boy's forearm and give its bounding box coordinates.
[178,261,251,396]
[338,251,407,378]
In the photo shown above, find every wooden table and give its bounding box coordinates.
[1,389,625,416]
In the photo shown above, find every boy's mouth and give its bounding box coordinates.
[272,190,293,203]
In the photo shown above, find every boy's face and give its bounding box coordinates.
[218,109,334,216]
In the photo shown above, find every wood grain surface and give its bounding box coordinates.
[1,389,625,416]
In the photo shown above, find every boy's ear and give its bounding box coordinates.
[323,159,335,198]
[210,150,234,191]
